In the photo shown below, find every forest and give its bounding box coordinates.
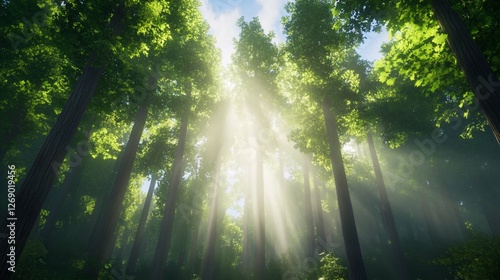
[1,0,500,279]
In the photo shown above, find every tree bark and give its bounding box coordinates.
[242,169,252,274]
[322,95,367,280]
[434,173,463,242]
[149,97,190,280]
[478,178,500,236]
[255,147,266,280]
[313,175,328,247]
[126,173,157,274]
[367,134,410,280]
[201,168,220,280]
[420,185,441,246]
[431,0,500,143]
[39,159,84,242]
[0,8,124,279]
[40,127,92,242]
[85,102,149,278]
[302,159,315,257]
[188,217,201,274]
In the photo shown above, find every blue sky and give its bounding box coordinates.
[198,0,389,66]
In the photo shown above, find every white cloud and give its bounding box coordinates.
[199,0,242,66]
[256,0,288,44]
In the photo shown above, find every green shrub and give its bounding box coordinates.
[436,234,500,279]
[318,252,347,280]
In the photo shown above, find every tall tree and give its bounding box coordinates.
[126,173,157,274]
[302,158,315,257]
[197,99,231,279]
[430,0,500,143]
[201,168,220,280]
[283,0,368,278]
[149,91,190,279]
[149,1,221,276]
[0,7,125,277]
[312,175,328,246]
[232,17,278,279]
[322,96,367,279]
[334,0,500,142]
[85,100,149,277]
[367,133,410,279]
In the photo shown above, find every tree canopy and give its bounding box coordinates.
[1,0,500,279]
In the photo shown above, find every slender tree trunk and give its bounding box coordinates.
[105,232,119,265]
[321,96,367,280]
[40,127,92,242]
[442,179,468,239]
[302,159,315,257]
[113,229,131,269]
[188,218,201,274]
[39,160,84,242]
[478,178,500,236]
[242,172,252,273]
[367,134,410,279]
[84,154,122,252]
[0,8,124,279]
[420,185,441,246]
[433,174,461,242]
[177,247,187,269]
[126,174,157,274]
[85,102,148,278]
[313,175,328,246]
[149,98,190,279]
[201,168,220,280]
[402,208,417,242]
[431,0,500,143]
[255,147,266,280]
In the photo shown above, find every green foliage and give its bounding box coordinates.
[436,234,500,279]
[319,252,347,280]
[97,262,113,280]
[14,239,51,280]
[3,1,500,280]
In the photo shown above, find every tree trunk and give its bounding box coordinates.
[126,173,157,274]
[39,159,84,242]
[431,0,500,143]
[367,134,410,280]
[478,179,500,236]
[201,168,220,280]
[40,127,92,242]
[84,154,123,252]
[242,170,252,274]
[85,102,148,278]
[402,208,417,242]
[0,8,124,279]
[313,175,328,247]
[255,147,266,280]
[188,217,201,274]
[302,159,315,257]
[434,173,464,242]
[420,185,441,246]
[321,95,367,280]
[149,98,190,280]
